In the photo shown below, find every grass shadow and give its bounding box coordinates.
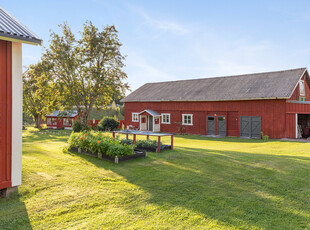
[77,145,310,229]
[0,192,32,229]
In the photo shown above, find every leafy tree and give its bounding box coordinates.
[44,21,129,128]
[23,61,57,129]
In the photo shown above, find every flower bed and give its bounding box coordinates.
[66,131,146,163]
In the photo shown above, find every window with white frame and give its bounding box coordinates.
[132,113,139,122]
[299,80,305,96]
[182,114,193,125]
[161,113,171,124]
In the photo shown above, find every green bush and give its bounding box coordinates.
[66,131,135,157]
[73,120,83,132]
[106,142,135,157]
[120,139,134,145]
[136,140,161,149]
[97,117,119,131]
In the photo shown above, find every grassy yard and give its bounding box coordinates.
[1,128,310,229]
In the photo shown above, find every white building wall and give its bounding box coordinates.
[11,42,22,187]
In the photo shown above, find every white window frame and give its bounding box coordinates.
[299,80,305,96]
[132,112,139,122]
[161,113,171,124]
[182,114,193,126]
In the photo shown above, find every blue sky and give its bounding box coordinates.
[3,0,310,93]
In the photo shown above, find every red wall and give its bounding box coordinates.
[124,99,288,138]
[289,72,310,101]
[0,41,12,190]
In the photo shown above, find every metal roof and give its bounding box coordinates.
[139,109,160,116]
[122,68,307,102]
[0,6,42,45]
[45,111,78,118]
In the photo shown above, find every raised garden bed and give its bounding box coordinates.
[70,147,146,163]
[136,145,172,152]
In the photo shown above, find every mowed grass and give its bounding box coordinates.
[1,128,310,229]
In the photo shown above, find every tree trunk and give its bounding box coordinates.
[34,114,42,129]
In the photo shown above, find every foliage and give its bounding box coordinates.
[89,107,124,120]
[261,132,269,141]
[43,21,129,129]
[97,117,120,131]
[72,120,83,132]
[23,61,57,128]
[67,131,134,157]
[136,139,161,149]
[120,139,134,145]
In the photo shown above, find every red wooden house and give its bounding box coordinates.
[46,111,79,129]
[122,68,310,139]
[0,7,42,195]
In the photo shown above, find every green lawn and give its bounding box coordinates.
[1,127,310,229]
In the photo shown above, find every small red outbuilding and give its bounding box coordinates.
[45,111,79,129]
[0,7,42,195]
[122,68,310,139]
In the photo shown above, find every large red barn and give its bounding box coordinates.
[122,68,310,139]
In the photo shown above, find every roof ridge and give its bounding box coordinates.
[145,67,307,85]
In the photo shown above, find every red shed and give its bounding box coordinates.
[122,68,310,139]
[0,7,42,195]
[45,111,79,130]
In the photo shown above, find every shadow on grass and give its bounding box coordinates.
[175,134,309,144]
[0,192,32,229]
[76,145,310,229]
[23,128,72,143]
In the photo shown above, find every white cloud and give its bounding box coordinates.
[131,6,189,35]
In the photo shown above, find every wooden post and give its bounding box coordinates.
[112,132,115,138]
[170,135,173,150]
[147,135,149,140]
[126,133,129,140]
[133,134,136,144]
[157,136,161,153]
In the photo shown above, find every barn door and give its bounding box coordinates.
[217,116,226,136]
[0,41,12,190]
[207,116,215,135]
[148,116,153,131]
[240,116,261,138]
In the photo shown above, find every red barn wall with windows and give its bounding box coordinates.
[0,40,12,190]
[124,99,288,138]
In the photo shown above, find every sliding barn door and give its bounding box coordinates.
[0,40,12,190]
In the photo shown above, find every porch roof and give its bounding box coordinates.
[139,109,160,116]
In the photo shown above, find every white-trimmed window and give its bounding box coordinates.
[299,80,305,96]
[182,114,193,125]
[161,113,171,124]
[132,113,139,122]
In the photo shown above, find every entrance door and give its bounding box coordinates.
[148,116,153,131]
[217,116,226,136]
[207,116,215,135]
[240,116,261,138]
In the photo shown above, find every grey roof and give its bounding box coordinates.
[0,6,42,45]
[139,109,160,116]
[123,68,307,102]
[45,111,78,118]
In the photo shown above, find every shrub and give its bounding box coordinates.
[120,139,133,145]
[97,117,120,131]
[73,120,83,132]
[261,132,269,141]
[136,139,161,149]
[66,131,135,157]
[106,142,135,157]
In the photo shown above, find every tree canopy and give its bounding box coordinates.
[41,21,129,127]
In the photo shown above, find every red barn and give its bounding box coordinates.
[45,111,79,129]
[122,68,310,139]
[0,7,42,195]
